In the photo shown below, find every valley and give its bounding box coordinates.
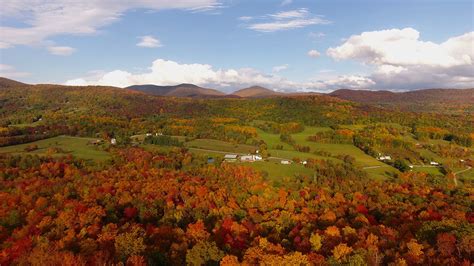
[0,78,473,265]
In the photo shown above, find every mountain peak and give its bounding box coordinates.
[126,83,225,98]
[232,85,282,98]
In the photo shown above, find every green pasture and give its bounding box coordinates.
[0,136,110,161]
[411,166,443,176]
[184,138,256,154]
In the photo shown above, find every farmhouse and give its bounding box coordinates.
[377,155,392,161]
[224,154,238,162]
[110,138,117,145]
[281,160,291,165]
[430,161,440,166]
[241,155,256,162]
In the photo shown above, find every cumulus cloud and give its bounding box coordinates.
[0,64,30,78]
[308,49,321,58]
[47,46,76,56]
[327,28,474,90]
[280,0,293,6]
[137,36,162,48]
[64,58,365,92]
[0,0,221,49]
[64,28,474,92]
[272,64,289,73]
[246,8,330,32]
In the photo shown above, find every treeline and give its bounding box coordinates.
[144,135,183,147]
[307,128,354,144]
[255,121,304,134]
[0,125,74,147]
[280,134,310,153]
[414,126,472,147]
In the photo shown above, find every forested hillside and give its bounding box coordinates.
[0,80,473,265]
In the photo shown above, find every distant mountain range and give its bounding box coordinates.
[2,77,473,105]
[127,83,474,104]
[329,88,474,104]
[126,83,226,98]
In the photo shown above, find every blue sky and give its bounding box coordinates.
[0,0,473,92]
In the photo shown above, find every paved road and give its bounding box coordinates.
[362,165,387,169]
[455,166,472,175]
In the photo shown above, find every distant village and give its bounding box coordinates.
[84,133,474,171]
[222,153,294,165]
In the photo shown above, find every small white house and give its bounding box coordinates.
[224,154,238,162]
[301,160,307,165]
[430,161,439,166]
[241,155,256,162]
[378,155,392,161]
[110,138,117,145]
[145,133,152,137]
[281,160,291,165]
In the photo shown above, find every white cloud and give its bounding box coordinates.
[64,28,474,93]
[47,46,76,56]
[327,28,474,89]
[280,0,293,6]
[272,64,289,73]
[307,49,321,58]
[0,64,30,78]
[327,28,472,67]
[238,16,253,21]
[137,36,162,48]
[0,0,221,49]
[246,8,330,32]
[270,9,309,19]
[322,75,375,89]
[64,58,366,92]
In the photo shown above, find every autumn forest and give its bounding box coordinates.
[0,78,473,265]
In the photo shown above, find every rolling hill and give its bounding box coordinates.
[0,77,29,88]
[127,83,226,98]
[231,86,283,98]
[330,88,474,104]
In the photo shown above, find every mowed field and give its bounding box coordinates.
[0,136,111,162]
[291,127,388,167]
[457,168,474,180]
[257,126,399,179]
[2,125,466,181]
[184,139,256,154]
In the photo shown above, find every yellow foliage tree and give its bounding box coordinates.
[114,226,146,261]
[186,241,225,266]
[310,232,323,251]
[332,243,353,262]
